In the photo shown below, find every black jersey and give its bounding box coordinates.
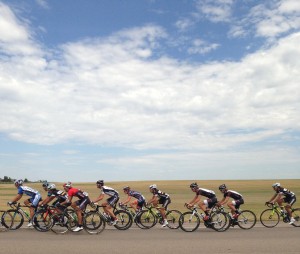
[277,187,295,198]
[153,189,170,199]
[196,188,216,199]
[223,190,243,200]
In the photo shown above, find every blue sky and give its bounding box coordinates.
[0,0,300,182]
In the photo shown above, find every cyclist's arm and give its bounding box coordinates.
[41,196,55,205]
[93,193,104,203]
[11,194,22,203]
[60,195,73,206]
[269,193,279,203]
[147,195,158,204]
[218,196,228,206]
[188,195,200,206]
[121,195,131,205]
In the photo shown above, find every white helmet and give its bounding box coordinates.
[14,179,23,186]
[47,183,56,191]
[149,184,157,189]
[272,183,280,188]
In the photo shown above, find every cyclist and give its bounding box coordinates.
[120,186,146,212]
[61,182,91,232]
[267,183,297,225]
[148,184,171,227]
[8,179,42,227]
[93,180,119,225]
[217,184,244,219]
[187,182,217,221]
[41,183,68,210]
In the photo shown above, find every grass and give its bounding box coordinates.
[1,179,299,216]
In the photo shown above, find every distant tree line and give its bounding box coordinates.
[0,176,48,184]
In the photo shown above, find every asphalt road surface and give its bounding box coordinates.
[0,225,298,254]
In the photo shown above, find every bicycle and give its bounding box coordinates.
[260,202,300,228]
[2,202,31,230]
[179,203,229,232]
[217,206,257,230]
[118,204,148,229]
[137,204,182,229]
[51,203,106,234]
[96,204,132,230]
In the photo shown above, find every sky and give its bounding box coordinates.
[0,0,300,183]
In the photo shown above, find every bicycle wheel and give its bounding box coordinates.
[138,210,157,229]
[291,208,300,227]
[50,213,69,234]
[32,210,52,232]
[2,210,24,230]
[114,210,132,230]
[260,209,280,228]
[237,210,257,229]
[209,211,229,232]
[1,212,12,231]
[166,210,182,229]
[179,211,200,232]
[83,211,106,234]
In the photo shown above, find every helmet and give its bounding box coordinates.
[96,180,104,186]
[14,179,23,186]
[272,183,280,188]
[123,186,130,191]
[42,181,49,188]
[219,184,227,190]
[63,182,72,188]
[149,184,157,189]
[47,183,56,191]
[190,182,198,189]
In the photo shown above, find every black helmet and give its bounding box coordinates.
[219,184,227,190]
[96,180,104,186]
[42,181,49,188]
[123,186,130,191]
[190,182,198,188]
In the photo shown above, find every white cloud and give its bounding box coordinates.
[0,1,300,156]
[196,0,234,23]
[229,0,300,39]
[188,39,220,55]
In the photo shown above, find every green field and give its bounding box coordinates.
[1,179,299,216]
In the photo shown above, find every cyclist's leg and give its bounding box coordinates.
[71,201,83,226]
[285,196,296,219]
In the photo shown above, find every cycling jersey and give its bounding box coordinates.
[49,190,68,203]
[101,186,119,197]
[17,186,41,207]
[152,189,170,199]
[128,190,145,202]
[196,188,216,199]
[223,190,243,200]
[67,187,88,200]
[17,186,40,197]
[277,188,295,198]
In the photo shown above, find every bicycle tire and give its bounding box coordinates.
[50,213,69,234]
[2,210,24,230]
[83,211,106,234]
[179,211,200,232]
[260,208,280,228]
[166,210,182,229]
[237,210,257,230]
[138,209,157,229]
[114,210,133,230]
[291,208,300,227]
[134,211,150,229]
[1,212,12,231]
[209,211,229,232]
[32,210,53,232]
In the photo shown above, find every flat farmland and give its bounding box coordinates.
[1,179,299,214]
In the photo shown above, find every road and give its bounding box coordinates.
[0,225,298,254]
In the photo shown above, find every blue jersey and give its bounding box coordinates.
[128,190,145,202]
[17,186,40,198]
